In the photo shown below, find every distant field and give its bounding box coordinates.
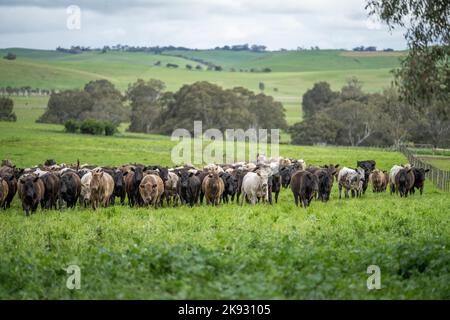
[0,96,449,299]
[418,156,450,171]
[0,48,401,125]
[162,49,404,72]
[340,51,407,57]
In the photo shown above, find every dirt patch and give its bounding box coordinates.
[340,51,407,57]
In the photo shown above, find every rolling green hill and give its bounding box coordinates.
[162,49,405,72]
[0,48,402,125]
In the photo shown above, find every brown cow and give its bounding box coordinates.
[40,172,60,209]
[18,175,45,215]
[382,171,389,191]
[0,177,9,209]
[202,172,225,206]
[139,174,164,208]
[394,168,415,197]
[90,171,114,210]
[290,170,318,207]
[369,169,387,193]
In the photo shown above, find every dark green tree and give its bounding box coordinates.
[0,97,16,122]
[127,79,166,133]
[302,82,339,118]
[366,0,449,104]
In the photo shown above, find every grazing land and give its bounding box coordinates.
[0,48,403,125]
[0,97,449,299]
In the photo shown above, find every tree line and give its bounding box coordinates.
[38,79,287,136]
[289,78,449,148]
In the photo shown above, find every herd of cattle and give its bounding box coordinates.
[0,156,430,215]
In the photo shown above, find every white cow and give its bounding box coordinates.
[389,165,404,194]
[240,171,269,205]
[80,171,93,208]
[338,167,364,198]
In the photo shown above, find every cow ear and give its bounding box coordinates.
[425,169,430,173]
[123,171,128,176]
[130,167,135,172]
[195,171,201,176]
[33,176,39,183]
[189,172,194,177]
[335,164,339,168]
[100,172,104,178]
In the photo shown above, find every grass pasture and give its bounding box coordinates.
[0,98,449,299]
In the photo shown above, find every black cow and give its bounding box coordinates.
[124,166,144,207]
[196,171,208,204]
[59,171,81,208]
[234,169,248,204]
[315,169,333,202]
[104,169,126,205]
[291,171,318,208]
[357,160,376,194]
[268,173,281,204]
[410,168,429,195]
[176,170,201,207]
[145,166,169,183]
[220,172,238,204]
[44,159,56,166]
[280,165,296,188]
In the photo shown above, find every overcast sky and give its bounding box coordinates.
[0,0,407,50]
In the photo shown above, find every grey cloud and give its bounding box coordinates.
[0,0,407,50]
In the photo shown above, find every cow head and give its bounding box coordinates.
[412,168,429,185]
[131,166,144,188]
[59,173,74,194]
[280,166,294,188]
[113,170,124,191]
[90,171,104,194]
[139,180,158,205]
[20,175,40,200]
[179,171,192,189]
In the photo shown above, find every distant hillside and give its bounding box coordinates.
[0,48,401,125]
[161,49,405,72]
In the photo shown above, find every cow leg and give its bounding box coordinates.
[338,185,342,199]
[275,191,279,204]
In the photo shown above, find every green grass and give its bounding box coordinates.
[0,99,449,299]
[0,48,400,124]
[162,49,405,72]
[417,156,450,171]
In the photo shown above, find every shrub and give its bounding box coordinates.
[80,119,105,135]
[0,97,17,122]
[3,52,16,60]
[64,119,80,133]
[103,121,118,136]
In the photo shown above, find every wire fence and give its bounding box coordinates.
[399,145,450,192]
